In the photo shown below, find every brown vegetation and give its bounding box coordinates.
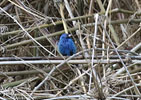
[0,0,141,99]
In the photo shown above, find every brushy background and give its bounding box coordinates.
[0,0,141,100]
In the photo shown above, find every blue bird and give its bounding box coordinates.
[58,33,76,56]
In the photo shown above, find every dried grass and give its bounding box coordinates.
[0,0,141,99]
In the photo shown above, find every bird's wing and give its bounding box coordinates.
[58,39,70,55]
[68,39,76,54]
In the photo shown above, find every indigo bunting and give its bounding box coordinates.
[58,33,76,56]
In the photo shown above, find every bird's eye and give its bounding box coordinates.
[67,36,71,39]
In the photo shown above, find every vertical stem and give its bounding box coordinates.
[59,3,68,33]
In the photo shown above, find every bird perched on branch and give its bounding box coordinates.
[58,33,76,56]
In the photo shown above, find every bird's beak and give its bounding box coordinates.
[68,34,72,37]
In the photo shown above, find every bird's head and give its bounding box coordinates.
[60,33,71,39]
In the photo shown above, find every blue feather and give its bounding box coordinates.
[58,33,76,56]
